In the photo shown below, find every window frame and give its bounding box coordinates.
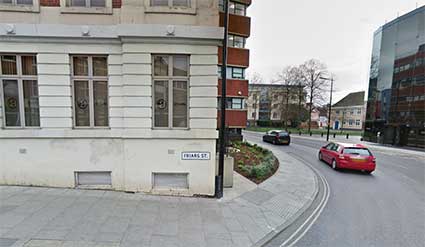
[145,0,196,14]
[229,1,246,16]
[60,0,112,14]
[0,54,40,129]
[150,0,190,7]
[0,0,39,12]
[152,54,190,130]
[220,0,247,16]
[228,34,246,49]
[70,55,109,129]
[230,67,245,79]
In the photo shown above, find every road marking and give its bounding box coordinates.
[280,169,330,247]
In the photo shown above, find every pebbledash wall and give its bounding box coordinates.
[0,0,223,196]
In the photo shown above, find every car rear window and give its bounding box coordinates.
[278,132,289,136]
[343,148,371,156]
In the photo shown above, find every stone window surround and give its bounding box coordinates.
[60,0,113,15]
[144,0,196,15]
[0,0,40,13]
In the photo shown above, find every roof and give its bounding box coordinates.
[333,91,365,107]
[333,143,368,148]
[249,83,303,89]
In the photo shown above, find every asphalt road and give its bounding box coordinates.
[243,131,425,247]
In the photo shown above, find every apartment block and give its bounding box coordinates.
[217,0,251,140]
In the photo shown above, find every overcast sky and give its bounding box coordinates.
[246,0,425,103]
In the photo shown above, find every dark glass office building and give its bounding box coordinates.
[364,6,425,148]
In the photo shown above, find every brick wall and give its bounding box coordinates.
[112,0,121,8]
[40,0,59,6]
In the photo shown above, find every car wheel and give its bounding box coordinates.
[318,152,323,161]
[332,159,338,170]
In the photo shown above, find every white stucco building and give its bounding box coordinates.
[0,0,222,196]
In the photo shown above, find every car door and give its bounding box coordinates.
[329,144,340,161]
[265,131,273,142]
[323,143,334,163]
[268,131,275,142]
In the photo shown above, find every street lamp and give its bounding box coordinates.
[216,0,229,199]
[319,76,334,142]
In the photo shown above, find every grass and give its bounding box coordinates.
[229,141,279,184]
[246,127,363,136]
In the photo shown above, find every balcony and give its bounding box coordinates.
[220,12,251,37]
[218,46,249,67]
[217,110,247,128]
[218,79,248,97]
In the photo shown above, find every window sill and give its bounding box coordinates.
[152,127,190,131]
[145,6,196,15]
[72,127,111,129]
[0,4,40,13]
[1,126,41,129]
[60,7,113,15]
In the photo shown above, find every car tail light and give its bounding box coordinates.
[372,157,376,163]
[339,154,345,159]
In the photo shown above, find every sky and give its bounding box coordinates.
[246,0,425,103]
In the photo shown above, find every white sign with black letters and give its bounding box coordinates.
[181,152,211,160]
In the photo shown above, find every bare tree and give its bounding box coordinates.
[247,72,264,126]
[299,59,329,132]
[272,66,298,129]
[248,72,264,84]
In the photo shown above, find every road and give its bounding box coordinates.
[243,131,425,247]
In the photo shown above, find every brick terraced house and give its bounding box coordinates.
[0,0,224,196]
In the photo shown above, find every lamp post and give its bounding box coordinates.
[216,0,229,199]
[320,76,334,141]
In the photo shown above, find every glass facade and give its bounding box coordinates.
[364,7,425,148]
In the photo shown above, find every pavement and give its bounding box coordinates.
[0,141,319,247]
[242,131,424,247]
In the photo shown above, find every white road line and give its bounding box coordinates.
[287,175,330,247]
[278,163,331,247]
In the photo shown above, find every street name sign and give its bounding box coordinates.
[181,152,211,160]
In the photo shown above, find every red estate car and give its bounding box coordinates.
[318,142,376,174]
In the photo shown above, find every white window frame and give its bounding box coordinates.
[228,34,246,49]
[220,0,247,16]
[60,0,112,14]
[229,1,247,16]
[145,0,196,15]
[0,0,39,12]
[356,119,361,126]
[0,54,39,129]
[150,0,190,7]
[71,55,109,129]
[152,54,190,130]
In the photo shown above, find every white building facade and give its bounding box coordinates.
[0,0,222,196]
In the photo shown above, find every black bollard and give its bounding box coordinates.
[299,131,301,135]
[289,131,291,135]
[333,133,336,138]
[310,132,312,136]
[321,132,324,137]
[346,134,349,139]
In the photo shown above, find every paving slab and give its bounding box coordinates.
[0,140,318,247]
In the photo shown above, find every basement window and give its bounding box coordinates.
[153,173,189,190]
[75,171,112,186]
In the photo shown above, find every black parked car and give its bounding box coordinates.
[262,130,291,145]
